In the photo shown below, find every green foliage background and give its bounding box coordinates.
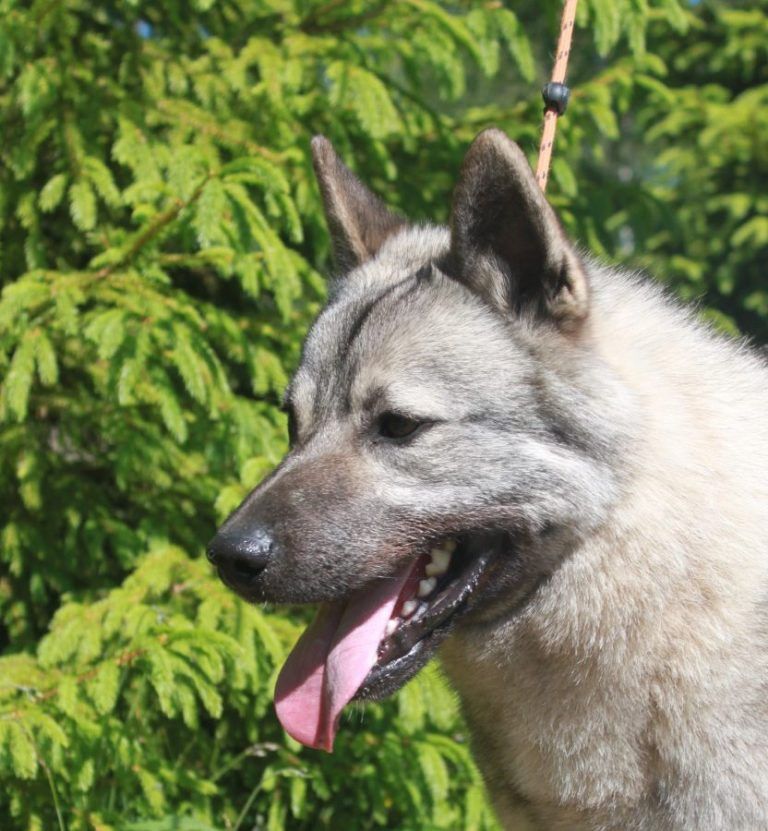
[0,0,765,828]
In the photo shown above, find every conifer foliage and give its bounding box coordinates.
[0,1,765,829]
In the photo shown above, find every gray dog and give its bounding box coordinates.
[207,129,768,830]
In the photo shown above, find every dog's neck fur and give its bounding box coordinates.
[440,264,768,830]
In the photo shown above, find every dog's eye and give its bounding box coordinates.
[377,412,424,440]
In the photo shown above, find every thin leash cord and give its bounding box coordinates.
[535,0,579,192]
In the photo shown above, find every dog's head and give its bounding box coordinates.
[207,129,632,749]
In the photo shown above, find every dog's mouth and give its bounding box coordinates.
[274,533,499,751]
[356,534,495,700]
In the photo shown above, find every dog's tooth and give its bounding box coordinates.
[412,602,428,621]
[426,546,451,576]
[417,577,437,598]
[385,619,399,637]
[401,599,418,618]
[443,538,458,553]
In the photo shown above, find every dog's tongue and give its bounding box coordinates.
[274,561,414,751]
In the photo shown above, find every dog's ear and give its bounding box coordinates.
[311,136,407,273]
[449,129,588,328]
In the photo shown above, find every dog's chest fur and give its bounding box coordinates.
[441,534,768,831]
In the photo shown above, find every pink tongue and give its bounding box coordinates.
[274,560,415,751]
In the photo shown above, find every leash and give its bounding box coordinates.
[535,0,579,192]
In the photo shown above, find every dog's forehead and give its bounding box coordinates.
[290,237,527,418]
[298,226,450,362]
[345,278,510,398]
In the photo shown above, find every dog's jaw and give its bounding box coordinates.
[356,535,497,699]
[272,532,506,749]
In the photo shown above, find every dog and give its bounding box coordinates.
[207,129,768,830]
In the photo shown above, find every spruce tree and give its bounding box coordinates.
[0,1,764,829]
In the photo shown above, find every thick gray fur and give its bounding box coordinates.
[240,130,768,829]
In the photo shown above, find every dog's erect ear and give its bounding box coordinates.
[311,136,407,273]
[449,129,588,328]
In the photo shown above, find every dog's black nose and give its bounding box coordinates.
[206,528,273,588]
